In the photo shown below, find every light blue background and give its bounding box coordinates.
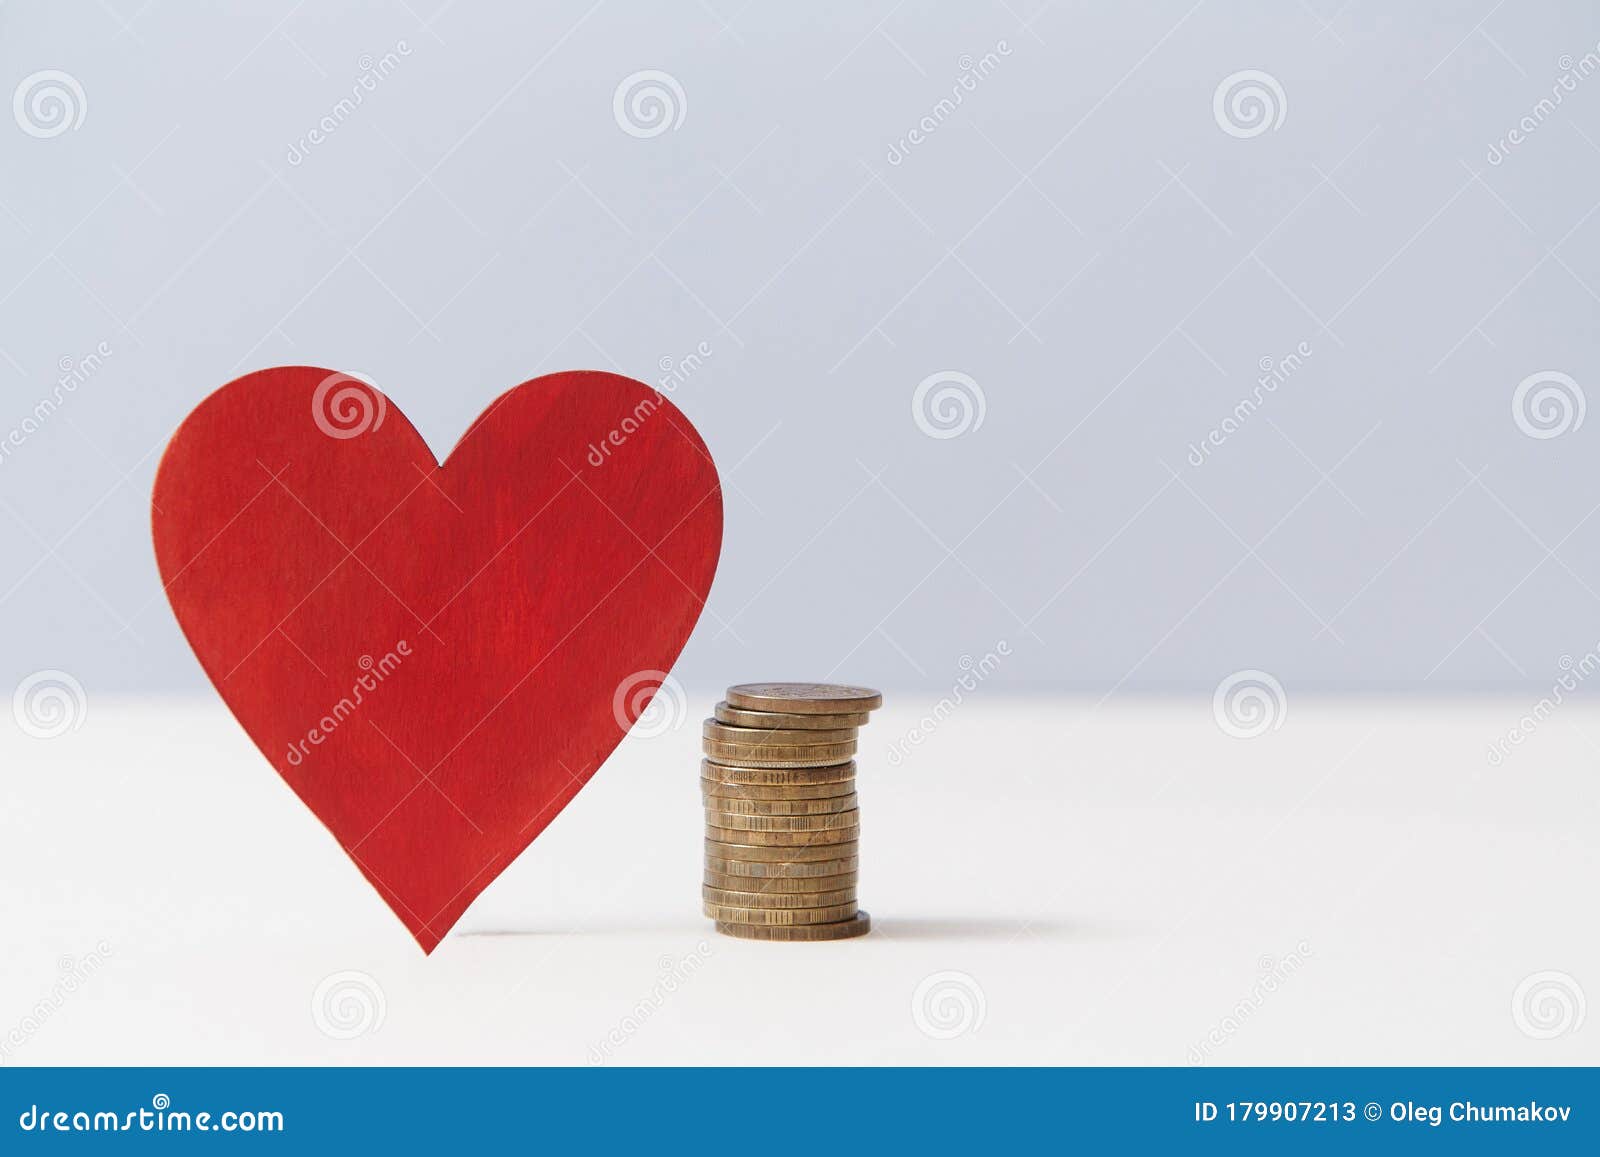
[3,2,1599,694]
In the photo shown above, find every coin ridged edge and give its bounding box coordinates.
[704,900,860,925]
[703,792,859,816]
[704,739,858,756]
[702,871,858,894]
[704,825,859,847]
[700,751,856,770]
[714,702,871,729]
[704,839,859,862]
[702,720,859,746]
[703,885,856,909]
[703,856,859,878]
[701,759,856,787]
[703,807,861,832]
[714,911,873,941]
[725,684,884,714]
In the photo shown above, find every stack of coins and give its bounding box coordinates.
[702,683,883,941]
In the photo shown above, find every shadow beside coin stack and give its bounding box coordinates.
[702,683,883,941]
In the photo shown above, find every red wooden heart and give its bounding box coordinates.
[152,367,721,952]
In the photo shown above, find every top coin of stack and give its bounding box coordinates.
[702,683,883,941]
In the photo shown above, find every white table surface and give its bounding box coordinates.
[1,693,1594,1066]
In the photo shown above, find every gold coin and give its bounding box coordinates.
[704,854,858,879]
[704,900,859,925]
[715,701,871,729]
[704,808,860,833]
[704,838,859,862]
[702,719,858,746]
[715,911,872,941]
[701,760,856,788]
[702,884,856,909]
[702,793,858,816]
[704,824,858,847]
[701,777,855,801]
[726,683,883,714]
[701,740,856,767]
[703,869,857,893]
